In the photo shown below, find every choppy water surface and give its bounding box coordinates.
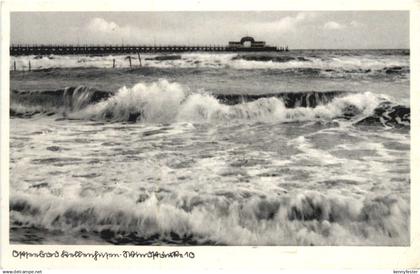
[10,50,410,245]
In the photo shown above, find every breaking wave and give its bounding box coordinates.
[11,80,410,128]
[11,86,111,117]
[11,51,409,79]
[10,189,409,245]
[232,54,311,63]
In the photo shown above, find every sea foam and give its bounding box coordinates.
[11,80,409,128]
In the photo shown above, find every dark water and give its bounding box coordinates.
[10,50,410,245]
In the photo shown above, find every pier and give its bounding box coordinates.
[10,44,286,56]
[10,36,287,56]
[10,45,232,56]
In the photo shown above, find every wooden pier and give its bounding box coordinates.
[10,44,282,56]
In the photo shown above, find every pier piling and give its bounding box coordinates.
[113,58,115,68]
[13,60,16,71]
[128,56,132,68]
[28,60,31,71]
[137,52,142,67]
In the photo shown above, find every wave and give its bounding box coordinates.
[215,91,346,107]
[232,54,310,63]
[11,86,112,117]
[145,55,182,61]
[355,103,410,128]
[10,80,410,128]
[10,189,409,245]
[10,52,409,79]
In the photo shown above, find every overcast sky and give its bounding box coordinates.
[11,11,409,49]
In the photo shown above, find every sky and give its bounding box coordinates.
[11,11,409,49]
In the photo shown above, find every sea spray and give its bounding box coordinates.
[69,80,406,127]
[11,80,409,127]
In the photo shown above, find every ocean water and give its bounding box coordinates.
[10,50,410,245]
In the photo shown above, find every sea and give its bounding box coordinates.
[9,49,410,245]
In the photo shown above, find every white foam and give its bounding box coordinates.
[10,188,410,245]
[70,80,387,124]
[10,53,409,71]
